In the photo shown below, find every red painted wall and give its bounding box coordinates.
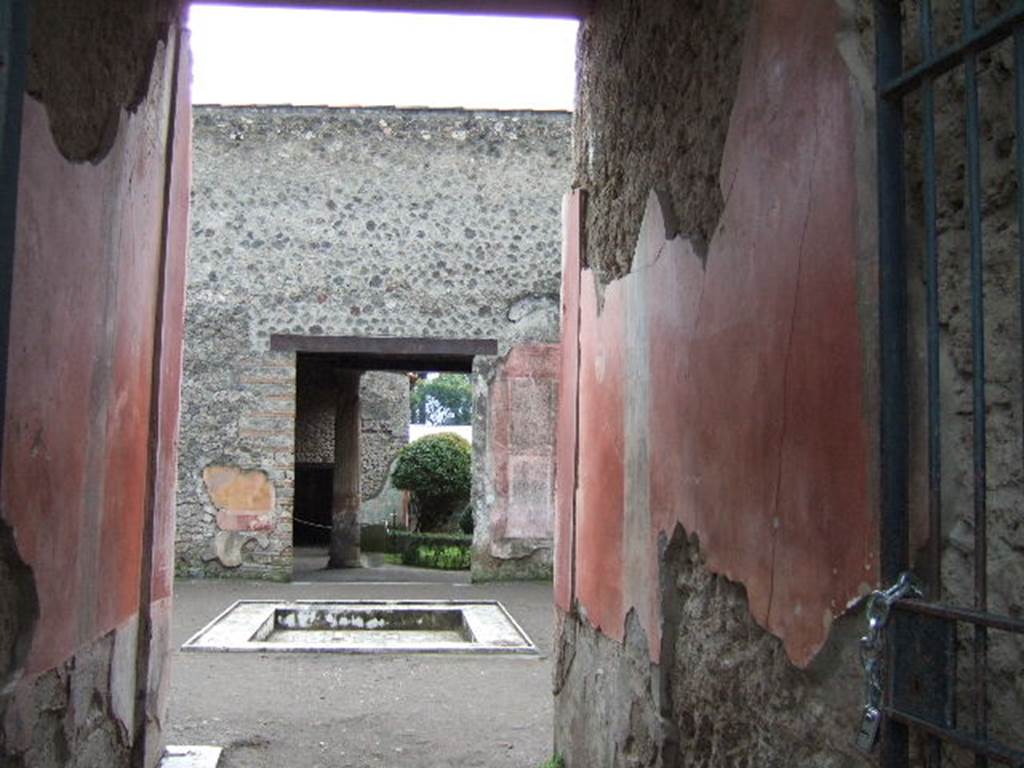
[142,37,192,751]
[557,0,875,666]
[1,36,188,687]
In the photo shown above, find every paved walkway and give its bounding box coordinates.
[166,566,554,768]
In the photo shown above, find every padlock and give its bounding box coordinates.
[854,705,882,753]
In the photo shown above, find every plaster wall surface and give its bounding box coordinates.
[179,106,570,579]
[0,2,189,764]
[555,0,882,763]
[557,0,1024,763]
[472,344,560,581]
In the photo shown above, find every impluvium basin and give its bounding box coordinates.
[181,600,537,654]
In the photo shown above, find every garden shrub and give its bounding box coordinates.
[392,433,471,531]
[406,545,471,570]
[386,530,471,560]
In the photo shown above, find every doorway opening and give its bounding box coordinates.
[286,335,495,574]
[168,6,575,766]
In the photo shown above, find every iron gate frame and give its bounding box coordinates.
[875,0,1024,766]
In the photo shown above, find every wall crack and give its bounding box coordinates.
[766,117,821,627]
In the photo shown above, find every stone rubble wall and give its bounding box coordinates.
[177,105,571,579]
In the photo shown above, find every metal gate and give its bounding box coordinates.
[875,0,1024,765]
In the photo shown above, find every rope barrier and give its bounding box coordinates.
[292,516,333,531]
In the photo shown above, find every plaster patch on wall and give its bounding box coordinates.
[201,531,271,570]
[202,466,275,534]
[472,344,559,581]
[203,466,275,512]
[508,294,559,323]
[567,0,876,665]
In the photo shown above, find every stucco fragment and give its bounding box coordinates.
[202,531,270,569]
[203,466,275,513]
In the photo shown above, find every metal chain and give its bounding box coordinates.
[292,515,333,531]
[855,571,922,752]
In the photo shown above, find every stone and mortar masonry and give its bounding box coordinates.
[357,372,410,503]
[177,106,570,579]
[554,528,868,768]
[1,618,141,767]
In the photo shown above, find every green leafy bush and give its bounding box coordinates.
[386,530,471,561]
[410,373,474,425]
[407,545,471,570]
[384,530,471,570]
[392,433,472,531]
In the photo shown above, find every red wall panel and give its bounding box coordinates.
[562,0,875,665]
[2,45,181,675]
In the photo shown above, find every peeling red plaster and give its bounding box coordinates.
[562,0,875,666]
[3,41,180,675]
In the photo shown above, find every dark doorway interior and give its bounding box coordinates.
[293,463,333,546]
[289,335,495,569]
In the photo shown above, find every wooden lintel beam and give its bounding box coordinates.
[270,333,497,364]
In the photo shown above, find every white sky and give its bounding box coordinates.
[186,4,578,110]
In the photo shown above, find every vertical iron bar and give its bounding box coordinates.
[0,0,29,489]
[918,1,944,757]
[876,0,910,764]
[1016,23,1024,629]
[962,1,989,765]
[920,0,943,612]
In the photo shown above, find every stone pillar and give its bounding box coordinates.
[328,369,363,568]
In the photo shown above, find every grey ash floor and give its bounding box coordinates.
[166,559,554,768]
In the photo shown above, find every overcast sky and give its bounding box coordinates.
[186,4,578,110]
